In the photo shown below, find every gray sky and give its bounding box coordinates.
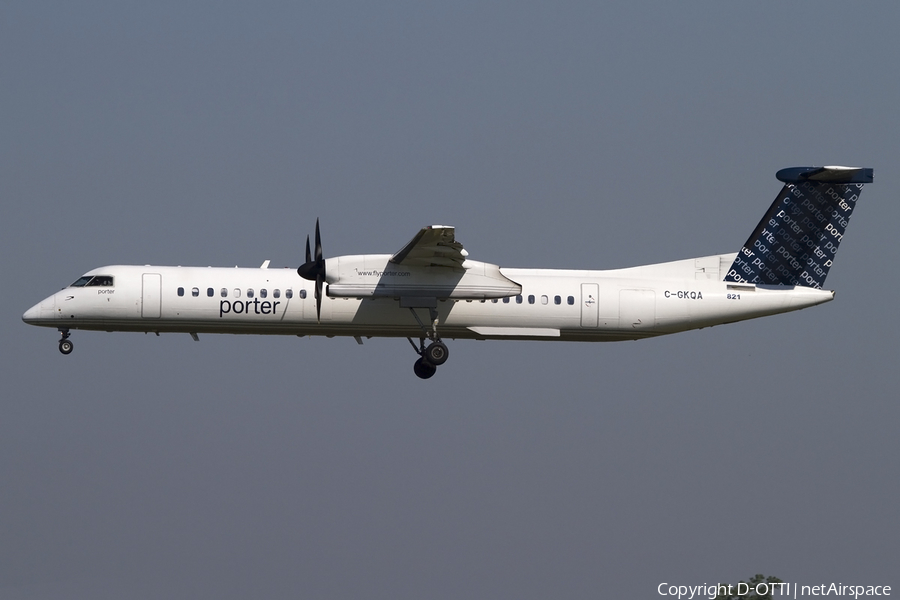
[2,2,898,598]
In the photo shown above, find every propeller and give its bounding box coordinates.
[297,219,325,322]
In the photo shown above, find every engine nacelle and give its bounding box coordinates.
[325,255,521,300]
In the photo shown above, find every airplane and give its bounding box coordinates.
[23,165,873,379]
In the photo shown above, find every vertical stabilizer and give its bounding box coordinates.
[724,166,873,289]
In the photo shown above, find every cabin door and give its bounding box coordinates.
[580,283,599,327]
[142,273,161,318]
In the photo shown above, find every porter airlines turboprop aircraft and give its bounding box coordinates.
[24,166,873,379]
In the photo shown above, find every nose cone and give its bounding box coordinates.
[23,293,57,325]
[22,302,43,324]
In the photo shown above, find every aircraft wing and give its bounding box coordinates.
[327,225,519,300]
[390,226,468,269]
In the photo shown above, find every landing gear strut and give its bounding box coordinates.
[406,304,450,379]
[58,329,73,355]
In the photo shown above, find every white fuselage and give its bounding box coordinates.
[23,253,834,342]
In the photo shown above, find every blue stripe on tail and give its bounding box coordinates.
[724,166,873,289]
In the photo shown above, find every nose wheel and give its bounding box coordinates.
[58,329,73,355]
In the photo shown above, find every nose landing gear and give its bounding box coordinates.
[58,329,73,355]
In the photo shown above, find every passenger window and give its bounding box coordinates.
[191,287,199,297]
[273,289,281,298]
[491,299,498,303]
[247,288,254,298]
[567,296,575,305]
[207,288,214,297]
[528,295,535,304]
[516,295,523,304]
[554,295,561,305]
[285,289,293,299]
[299,289,307,299]
[221,288,228,298]
[541,295,548,305]
[234,289,241,298]
[503,297,510,304]
[260,289,267,298]
[177,287,184,297]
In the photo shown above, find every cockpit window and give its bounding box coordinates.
[69,276,93,287]
[86,275,114,287]
[70,275,114,288]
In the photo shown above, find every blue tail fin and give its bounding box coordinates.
[724,166,873,289]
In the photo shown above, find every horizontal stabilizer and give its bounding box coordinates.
[776,166,873,184]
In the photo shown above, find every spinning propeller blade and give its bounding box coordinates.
[297,219,325,321]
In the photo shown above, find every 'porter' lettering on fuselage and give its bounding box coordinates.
[219,299,281,317]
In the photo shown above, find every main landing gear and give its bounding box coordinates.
[58,329,73,355]
[406,305,449,379]
[409,338,449,379]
